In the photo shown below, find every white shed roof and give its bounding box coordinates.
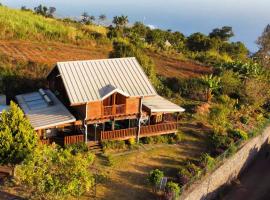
[16,89,76,130]
[55,57,157,105]
[142,95,185,113]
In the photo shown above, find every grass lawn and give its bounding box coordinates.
[93,123,210,200]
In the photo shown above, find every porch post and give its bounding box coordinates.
[94,123,97,141]
[112,120,115,131]
[137,96,143,143]
[84,103,88,143]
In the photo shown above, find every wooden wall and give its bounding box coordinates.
[126,97,140,114]
[87,101,102,119]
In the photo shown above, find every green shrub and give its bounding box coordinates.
[66,142,88,154]
[128,138,136,146]
[101,140,126,151]
[178,166,192,185]
[185,161,202,177]
[107,154,116,167]
[199,153,216,171]
[165,181,181,200]
[209,133,234,155]
[174,132,182,143]
[154,135,169,144]
[226,143,238,157]
[228,129,248,141]
[142,136,155,144]
[148,169,164,192]
[240,115,250,125]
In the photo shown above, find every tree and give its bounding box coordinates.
[81,12,95,25]
[112,15,129,30]
[186,32,211,52]
[131,21,149,38]
[34,4,47,16]
[221,41,248,59]
[48,7,56,18]
[164,181,181,200]
[209,26,234,41]
[15,145,95,199]
[81,12,89,24]
[98,14,107,25]
[0,102,37,172]
[148,169,164,192]
[256,24,270,68]
[34,4,56,18]
[201,74,221,102]
[21,6,31,12]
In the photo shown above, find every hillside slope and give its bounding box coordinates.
[0,5,212,80]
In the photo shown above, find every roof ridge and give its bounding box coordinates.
[56,57,136,65]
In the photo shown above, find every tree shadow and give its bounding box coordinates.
[99,171,155,200]
[197,141,270,200]
[0,191,25,200]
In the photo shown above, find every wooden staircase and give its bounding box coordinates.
[87,141,103,154]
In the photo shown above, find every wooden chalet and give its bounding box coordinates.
[18,57,185,146]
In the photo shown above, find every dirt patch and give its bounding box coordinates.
[148,51,213,78]
[0,40,111,65]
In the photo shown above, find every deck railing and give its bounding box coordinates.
[140,122,177,136]
[103,106,113,116]
[115,104,126,114]
[100,122,178,141]
[64,134,85,145]
[101,127,137,140]
[103,104,126,116]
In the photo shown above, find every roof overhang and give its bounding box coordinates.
[142,95,185,113]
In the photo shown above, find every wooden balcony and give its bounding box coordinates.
[103,104,126,116]
[100,122,178,141]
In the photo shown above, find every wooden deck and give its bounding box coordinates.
[100,122,178,141]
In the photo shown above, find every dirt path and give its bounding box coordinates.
[222,151,270,200]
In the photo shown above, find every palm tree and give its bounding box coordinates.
[98,14,107,25]
[81,12,89,24]
[112,15,129,30]
[201,74,221,102]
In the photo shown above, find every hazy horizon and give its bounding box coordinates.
[2,0,269,52]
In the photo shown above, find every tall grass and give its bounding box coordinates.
[0,6,102,42]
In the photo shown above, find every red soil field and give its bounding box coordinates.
[0,40,212,79]
[148,51,213,78]
[0,40,111,65]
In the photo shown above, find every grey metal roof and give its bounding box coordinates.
[142,95,185,113]
[16,89,76,130]
[56,57,157,105]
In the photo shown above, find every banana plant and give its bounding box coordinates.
[201,74,221,102]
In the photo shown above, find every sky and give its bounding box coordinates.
[2,0,269,52]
